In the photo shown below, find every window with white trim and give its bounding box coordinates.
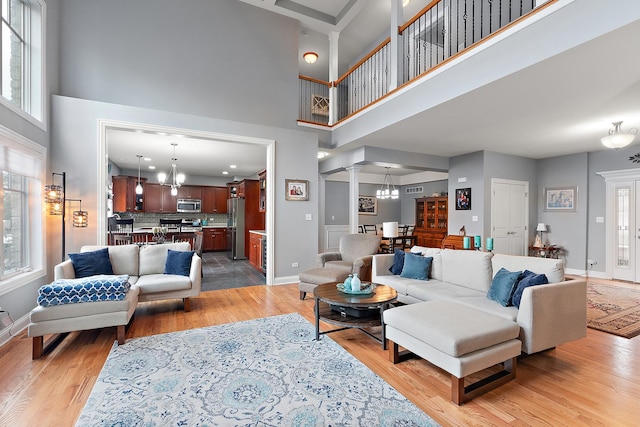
[0,124,44,289]
[1,0,45,123]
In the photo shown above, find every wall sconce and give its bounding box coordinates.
[303,52,318,64]
[601,121,637,149]
[44,172,87,261]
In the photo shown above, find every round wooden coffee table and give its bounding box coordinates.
[313,282,398,349]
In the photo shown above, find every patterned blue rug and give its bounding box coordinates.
[76,313,439,426]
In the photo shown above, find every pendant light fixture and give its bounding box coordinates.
[376,167,399,199]
[601,121,637,149]
[158,143,185,196]
[135,154,143,195]
[303,52,318,64]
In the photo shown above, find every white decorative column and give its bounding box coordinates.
[318,174,327,252]
[346,165,362,234]
[328,31,339,125]
[389,0,404,91]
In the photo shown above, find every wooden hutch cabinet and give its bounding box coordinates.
[414,196,448,248]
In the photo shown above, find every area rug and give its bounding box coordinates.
[76,313,439,426]
[587,282,640,338]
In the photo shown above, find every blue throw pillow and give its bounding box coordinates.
[487,268,521,307]
[388,249,406,275]
[69,247,114,278]
[400,253,433,280]
[164,249,194,276]
[512,270,548,308]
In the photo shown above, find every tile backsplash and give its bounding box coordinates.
[115,212,228,228]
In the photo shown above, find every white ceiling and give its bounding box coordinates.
[108,1,640,181]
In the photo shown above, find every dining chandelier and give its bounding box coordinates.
[376,167,399,199]
[157,143,185,196]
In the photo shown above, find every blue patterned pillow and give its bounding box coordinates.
[388,249,406,275]
[487,268,521,307]
[69,248,114,278]
[512,270,548,308]
[164,249,194,276]
[400,253,432,280]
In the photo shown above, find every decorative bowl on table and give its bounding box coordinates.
[337,282,376,295]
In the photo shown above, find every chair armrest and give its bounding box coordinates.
[54,260,76,280]
[516,277,587,354]
[372,254,394,281]
[189,254,202,296]
[316,252,342,267]
[353,255,374,281]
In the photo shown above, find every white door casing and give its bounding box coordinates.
[491,179,529,256]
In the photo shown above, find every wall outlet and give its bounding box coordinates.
[292,262,299,268]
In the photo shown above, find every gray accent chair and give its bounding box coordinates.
[298,234,381,300]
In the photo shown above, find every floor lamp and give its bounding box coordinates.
[45,172,88,262]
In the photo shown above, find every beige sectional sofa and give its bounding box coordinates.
[28,243,201,358]
[372,247,587,355]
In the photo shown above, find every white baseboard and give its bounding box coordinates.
[0,312,30,347]
[273,275,299,286]
[565,267,607,279]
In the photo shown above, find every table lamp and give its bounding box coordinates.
[536,223,547,247]
[383,222,399,238]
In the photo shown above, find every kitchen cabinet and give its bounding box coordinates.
[203,228,227,251]
[227,182,238,199]
[144,184,176,213]
[202,186,228,213]
[249,232,265,273]
[258,170,266,213]
[414,196,448,248]
[240,180,264,258]
[237,181,246,198]
[112,176,146,213]
[177,185,202,200]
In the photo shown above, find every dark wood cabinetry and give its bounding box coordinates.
[112,175,146,213]
[249,232,265,272]
[202,186,228,213]
[414,196,448,248]
[240,179,264,258]
[144,183,176,213]
[258,170,266,213]
[177,185,202,200]
[227,182,238,199]
[203,228,227,251]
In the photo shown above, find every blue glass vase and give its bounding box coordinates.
[344,275,352,291]
[351,274,361,291]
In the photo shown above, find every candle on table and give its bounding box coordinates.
[486,237,494,251]
[463,236,470,249]
[474,235,481,249]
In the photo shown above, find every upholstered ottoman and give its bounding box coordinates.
[384,300,521,404]
[298,268,350,300]
[27,287,139,359]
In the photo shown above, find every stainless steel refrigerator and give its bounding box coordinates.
[226,198,246,260]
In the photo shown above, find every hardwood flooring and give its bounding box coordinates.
[1,283,639,426]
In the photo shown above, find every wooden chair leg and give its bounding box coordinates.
[32,336,43,360]
[116,325,126,345]
[183,297,191,312]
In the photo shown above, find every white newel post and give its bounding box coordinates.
[346,165,362,234]
[328,31,339,126]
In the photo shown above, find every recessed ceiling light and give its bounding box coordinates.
[222,171,229,175]
[148,165,156,170]
[403,0,411,7]
[230,164,237,169]
[317,151,329,159]
[143,157,151,161]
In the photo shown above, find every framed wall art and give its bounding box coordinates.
[285,179,309,201]
[358,195,377,215]
[455,188,471,210]
[544,186,577,212]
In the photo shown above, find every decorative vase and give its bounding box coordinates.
[351,274,361,291]
[344,275,352,291]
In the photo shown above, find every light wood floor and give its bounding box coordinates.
[1,283,639,426]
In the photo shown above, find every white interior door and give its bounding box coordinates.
[491,179,529,256]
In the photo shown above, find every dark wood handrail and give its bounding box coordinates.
[399,0,441,34]
[299,74,331,87]
[335,37,391,86]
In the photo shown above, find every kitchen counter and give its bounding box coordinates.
[249,230,266,237]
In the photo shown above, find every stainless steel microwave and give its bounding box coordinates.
[177,199,201,213]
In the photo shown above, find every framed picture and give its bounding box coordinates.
[285,179,309,201]
[455,188,471,210]
[358,195,377,215]
[544,186,577,212]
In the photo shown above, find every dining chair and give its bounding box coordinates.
[131,233,148,245]
[160,218,183,232]
[116,218,134,234]
[113,234,133,245]
[363,224,377,234]
[358,225,365,234]
[172,233,195,249]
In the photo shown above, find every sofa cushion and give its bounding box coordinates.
[81,244,140,277]
[389,249,406,275]
[407,280,484,302]
[400,254,432,280]
[165,249,194,276]
[324,260,354,273]
[487,268,521,306]
[512,270,549,308]
[69,248,113,278]
[454,296,519,322]
[441,250,493,292]
[139,242,191,275]
[491,253,563,283]
[135,274,192,294]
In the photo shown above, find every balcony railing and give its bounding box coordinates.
[299,0,549,126]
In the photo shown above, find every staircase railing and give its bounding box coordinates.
[299,0,552,127]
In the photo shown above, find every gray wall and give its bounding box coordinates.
[58,0,298,130]
[448,151,485,237]
[324,181,404,226]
